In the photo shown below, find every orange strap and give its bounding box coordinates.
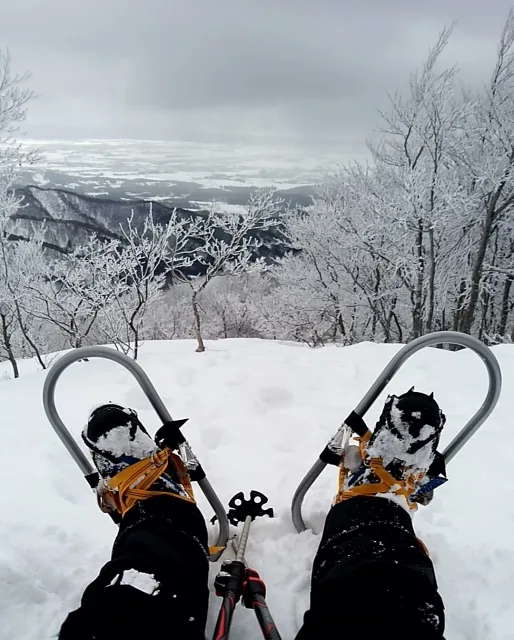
[336,457,419,510]
[97,450,226,558]
[335,430,372,502]
[103,448,196,517]
[358,430,372,459]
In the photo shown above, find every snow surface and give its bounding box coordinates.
[20,138,347,190]
[1,339,513,639]
[117,569,160,595]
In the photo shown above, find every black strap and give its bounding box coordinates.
[319,446,342,466]
[345,411,369,437]
[189,464,206,482]
[427,451,447,478]
[408,425,444,455]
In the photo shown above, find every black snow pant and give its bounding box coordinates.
[59,496,445,640]
[296,497,445,638]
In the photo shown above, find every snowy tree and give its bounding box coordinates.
[141,285,191,342]
[366,27,466,338]
[0,50,45,373]
[0,233,48,368]
[453,11,514,336]
[200,273,269,340]
[271,14,514,346]
[19,236,118,350]
[0,51,35,203]
[173,189,286,352]
[98,209,195,359]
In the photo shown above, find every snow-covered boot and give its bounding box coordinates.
[82,404,195,516]
[336,389,447,510]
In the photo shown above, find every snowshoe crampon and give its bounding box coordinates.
[42,346,229,560]
[291,331,502,532]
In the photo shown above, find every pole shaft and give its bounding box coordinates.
[236,516,252,562]
[252,594,282,640]
[212,590,237,640]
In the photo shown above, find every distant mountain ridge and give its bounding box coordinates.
[10,185,288,260]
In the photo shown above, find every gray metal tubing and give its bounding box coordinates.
[236,516,253,563]
[42,345,229,554]
[291,331,502,533]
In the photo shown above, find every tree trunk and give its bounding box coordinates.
[13,301,46,370]
[192,293,205,352]
[336,310,346,341]
[372,266,380,338]
[222,311,228,339]
[453,278,467,332]
[132,329,140,360]
[1,313,19,378]
[389,297,403,343]
[411,220,425,339]
[478,285,490,343]
[498,275,513,338]
[459,191,500,334]
[426,226,436,332]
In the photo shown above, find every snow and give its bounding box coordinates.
[117,569,160,595]
[0,338,513,639]
[20,138,345,189]
[191,201,248,214]
[367,395,440,472]
[93,423,156,461]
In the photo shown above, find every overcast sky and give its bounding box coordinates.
[0,0,513,146]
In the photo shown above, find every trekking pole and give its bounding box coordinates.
[212,491,279,640]
[242,568,282,640]
[212,515,252,640]
[227,534,282,640]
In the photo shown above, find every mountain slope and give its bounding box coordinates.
[11,186,199,254]
[0,339,512,639]
[11,186,288,259]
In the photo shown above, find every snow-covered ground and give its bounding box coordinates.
[1,339,513,639]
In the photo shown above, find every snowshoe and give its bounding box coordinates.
[83,403,195,516]
[336,389,447,509]
[292,331,501,532]
[43,346,229,556]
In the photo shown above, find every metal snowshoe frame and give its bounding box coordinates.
[291,331,502,533]
[42,346,229,556]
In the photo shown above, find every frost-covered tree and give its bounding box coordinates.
[141,285,191,342]
[200,273,269,340]
[453,12,514,336]
[0,233,48,367]
[19,236,118,349]
[270,14,514,346]
[0,50,45,373]
[98,210,193,359]
[173,189,286,352]
[365,27,466,338]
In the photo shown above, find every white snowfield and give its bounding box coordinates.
[1,339,513,639]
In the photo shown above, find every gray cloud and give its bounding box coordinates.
[0,0,513,144]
